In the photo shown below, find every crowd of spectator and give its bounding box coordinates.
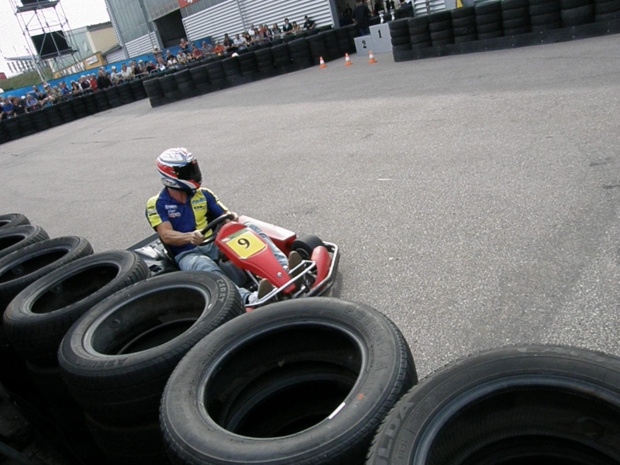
[0,59,161,120]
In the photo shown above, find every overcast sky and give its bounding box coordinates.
[0,0,111,76]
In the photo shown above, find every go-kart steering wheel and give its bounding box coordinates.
[199,212,236,245]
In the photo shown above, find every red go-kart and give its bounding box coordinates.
[130,213,340,309]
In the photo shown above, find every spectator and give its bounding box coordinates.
[272,23,282,35]
[192,43,204,59]
[110,66,122,85]
[260,24,272,40]
[59,81,72,96]
[146,60,157,73]
[25,93,40,112]
[79,75,91,91]
[243,33,253,47]
[180,38,190,54]
[212,41,226,55]
[176,50,189,65]
[201,41,213,55]
[303,15,316,30]
[248,24,257,40]
[33,86,50,106]
[223,33,233,49]
[157,57,168,71]
[165,50,177,64]
[282,18,293,35]
[1,97,15,119]
[50,85,63,100]
[88,74,98,92]
[292,21,301,33]
[97,69,113,90]
[353,0,372,35]
[120,63,134,82]
[12,96,26,115]
[71,81,82,95]
[153,45,164,62]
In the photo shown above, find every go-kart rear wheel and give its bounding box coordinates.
[292,234,325,260]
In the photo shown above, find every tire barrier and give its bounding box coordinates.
[393,0,620,62]
[0,236,93,312]
[3,250,150,367]
[161,298,417,465]
[367,345,620,464]
[58,271,243,424]
[390,18,412,52]
[452,6,478,43]
[0,213,30,230]
[58,271,243,464]
[0,225,49,262]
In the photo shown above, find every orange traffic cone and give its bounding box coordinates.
[319,56,327,69]
[344,53,353,66]
[369,51,377,64]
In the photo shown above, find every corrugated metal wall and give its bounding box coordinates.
[105,48,127,63]
[126,32,160,58]
[183,0,336,42]
[183,0,246,43]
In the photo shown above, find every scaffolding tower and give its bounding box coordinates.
[8,0,81,82]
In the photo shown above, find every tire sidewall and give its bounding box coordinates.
[162,298,414,464]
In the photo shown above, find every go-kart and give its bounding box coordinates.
[129,213,340,309]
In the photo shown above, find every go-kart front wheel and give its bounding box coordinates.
[292,234,325,260]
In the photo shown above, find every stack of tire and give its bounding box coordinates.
[561,0,596,25]
[271,43,294,73]
[476,0,505,40]
[174,68,198,98]
[390,18,412,53]
[452,6,478,43]
[0,214,104,464]
[57,272,245,464]
[206,60,228,90]
[255,47,278,77]
[595,0,620,20]
[288,38,314,70]
[143,75,167,107]
[238,50,260,78]
[529,0,563,31]
[502,0,532,35]
[429,10,455,46]
[366,345,620,464]
[307,33,328,65]
[320,29,341,61]
[408,16,433,52]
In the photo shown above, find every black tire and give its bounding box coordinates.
[453,24,477,35]
[0,225,49,262]
[454,33,478,42]
[367,345,620,465]
[502,0,530,8]
[452,15,477,28]
[431,29,455,42]
[476,11,503,25]
[532,19,563,29]
[292,234,326,260]
[3,250,150,366]
[503,16,531,27]
[530,11,563,23]
[561,3,595,24]
[429,19,452,32]
[143,78,164,98]
[476,0,503,14]
[410,32,433,44]
[505,25,532,34]
[529,0,561,12]
[391,35,412,46]
[452,5,476,18]
[502,6,530,19]
[161,298,416,465]
[0,236,93,312]
[478,30,505,39]
[0,213,30,230]
[58,271,243,425]
[477,21,504,32]
[561,0,593,7]
[85,414,169,465]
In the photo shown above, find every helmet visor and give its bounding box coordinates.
[175,160,202,184]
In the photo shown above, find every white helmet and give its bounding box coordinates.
[156,148,202,192]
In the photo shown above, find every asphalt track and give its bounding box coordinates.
[2,34,620,377]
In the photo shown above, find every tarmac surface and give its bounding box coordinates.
[2,34,620,378]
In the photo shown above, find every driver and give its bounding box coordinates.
[146,147,291,304]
